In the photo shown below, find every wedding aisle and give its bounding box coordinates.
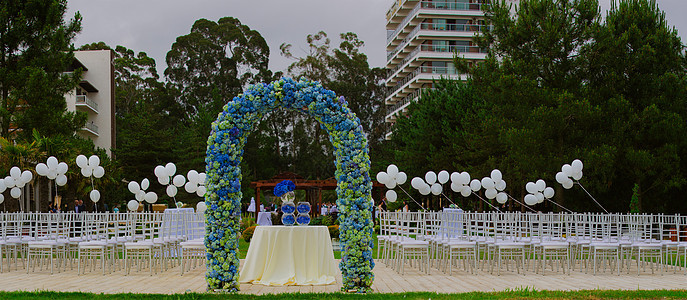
[0,259,685,295]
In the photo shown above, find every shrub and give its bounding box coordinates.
[374,225,380,234]
[310,215,324,225]
[630,183,641,213]
[328,225,339,239]
[240,217,256,233]
[242,226,257,243]
[322,215,334,226]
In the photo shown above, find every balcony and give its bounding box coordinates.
[81,122,99,136]
[387,1,489,44]
[387,66,464,100]
[388,44,487,80]
[75,95,99,113]
[387,22,489,62]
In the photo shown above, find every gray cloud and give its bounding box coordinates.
[66,0,686,77]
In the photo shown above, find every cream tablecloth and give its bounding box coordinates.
[239,226,337,286]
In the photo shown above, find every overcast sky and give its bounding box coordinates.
[66,0,687,77]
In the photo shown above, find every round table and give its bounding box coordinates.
[239,225,337,286]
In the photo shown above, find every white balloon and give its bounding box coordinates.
[140,178,150,190]
[490,169,502,181]
[571,159,583,173]
[57,162,68,175]
[93,166,105,179]
[127,200,139,211]
[165,162,176,177]
[0,179,5,193]
[89,190,101,202]
[185,182,198,193]
[20,170,32,183]
[481,177,495,189]
[0,194,4,204]
[425,171,437,185]
[10,187,21,198]
[55,174,68,186]
[572,171,583,181]
[4,176,13,188]
[128,181,141,194]
[496,192,508,204]
[460,186,472,197]
[562,179,574,189]
[16,179,25,188]
[198,173,206,185]
[187,170,200,184]
[47,169,57,180]
[158,175,170,185]
[154,165,165,178]
[410,177,424,190]
[469,179,481,192]
[376,172,390,185]
[196,185,207,197]
[555,172,568,184]
[495,180,507,191]
[395,172,407,185]
[450,172,460,183]
[419,184,431,196]
[10,167,20,179]
[173,174,186,187]
[81,167,92,177]
[386,164,399,178]
[196,201,207,213]
[135,190,146,202]
[166,185,178,197]
[47,156,58,169]
[36,163,49,176]
[535,192,545,203]
[535,179,546,192]
[562,164,573,177]
[431,183,442,195]
[485,188,497,200]
[145,191,158,204]
[525,182,537,194]
[450,182,462,193]
[459,172,471,185]
[88,155,100,168]
[385,180,396,189]
[543,187,555,198]
[76,155,88,169]
[437,170,450,184]
[386,189,397,202]
[524,194,537,205]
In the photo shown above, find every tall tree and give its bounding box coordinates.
[0,0,85,140]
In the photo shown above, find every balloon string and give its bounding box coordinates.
[439,192,457,207]
[576,181,608,213]
[397,185,426,211]
[472,192,500,211]
[544,197,573,213]
[505,193,537,212]
[91,177,97,212]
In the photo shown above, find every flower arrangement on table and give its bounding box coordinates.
[273,180,295,197]
[205,78,375,292]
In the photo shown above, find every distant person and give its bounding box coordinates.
[330,204,339,214]
[321,204,328,216]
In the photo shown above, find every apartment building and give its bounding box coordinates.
[65,50,116,156]
[384,0,512,138]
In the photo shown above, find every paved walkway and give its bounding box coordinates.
[0,260,685,294]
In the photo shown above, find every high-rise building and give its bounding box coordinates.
[65,50,116,155]
[384,0,505,138]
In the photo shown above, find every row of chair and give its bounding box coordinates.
[378,211,687,276]
[0,211,206,275]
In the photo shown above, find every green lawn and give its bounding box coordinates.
[2,290,687,299]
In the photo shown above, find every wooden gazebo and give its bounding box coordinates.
[249,171,385,216]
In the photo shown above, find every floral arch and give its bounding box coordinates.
[204,78,375,292]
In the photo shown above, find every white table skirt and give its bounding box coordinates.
[239,226,337,286]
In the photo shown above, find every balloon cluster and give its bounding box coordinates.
[36,156,69,186]
[184,170,207,197]
[449,171,472,197]
[127,178,158,211]
[0,167,33,202]
[76,155,105,203]
[376,164,407,202]
[411,170,448,196]
[555,159,583,189]
[155,163,186,199]
[524,179,555,205]
[482,170,508,204]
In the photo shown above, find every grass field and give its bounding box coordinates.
[2,289,687,299]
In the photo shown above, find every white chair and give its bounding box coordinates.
[77,212,115,275]
[124,212,165,275]
[26,213,69,274]
[439,211,477,275]
[180,211,206,275]
[394,212,430,275]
